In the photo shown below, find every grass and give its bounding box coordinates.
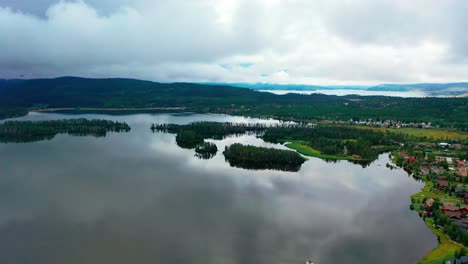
[411,181,468,264]
[418,219,462,264]
[356,126,468,140]
[285,140,362,161]
[411,181,461,204]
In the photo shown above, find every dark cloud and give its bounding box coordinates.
[0,0,467,83]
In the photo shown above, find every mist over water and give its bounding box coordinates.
[0,113,435,264]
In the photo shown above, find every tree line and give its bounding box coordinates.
[152,121,407,162]
[0,119,130,143]
[262,126,402,160]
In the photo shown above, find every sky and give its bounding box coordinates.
[1,0,468,85]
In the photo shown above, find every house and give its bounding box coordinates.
[441,202,465,219]
[460,205,468,215]
[457,167,468,177]
[445,210,462,219]
[436,178,449,190]
[455,187,467,196]
[425,198,435,207]
[420,166,430,175]
[436,156,453,164]
[439,142,450,148]
[441,202,459,213]
[430,166,444,174]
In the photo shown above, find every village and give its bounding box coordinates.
[394,141,468,263]
[335,118,436,129]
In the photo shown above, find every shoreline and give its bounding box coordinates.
[410,180,467,264]
[31,107,187,112]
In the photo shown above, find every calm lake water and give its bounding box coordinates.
[0,112,436,264]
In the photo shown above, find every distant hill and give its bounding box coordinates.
[0,77,257,108]
[369,83,468,96]
[206,82,468,96]
[0,77,466,130]
[203,82,371,91]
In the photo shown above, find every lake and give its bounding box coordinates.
[0,112,436,264]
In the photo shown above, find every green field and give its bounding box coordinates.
[285,140,361,161]
[357,126,468,140]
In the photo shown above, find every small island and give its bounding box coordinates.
[0,119,131,143]
[151,122,268,159]
[223,143,307,172]
[195,142,218,159]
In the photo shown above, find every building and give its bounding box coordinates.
[441,202,459,213]
[430,166,444,174]
[446,255,468,264]
[420,166,430,175]
[439,142,450,147]
[455,187,467,196]
[445,210,462,219]
[457,167,468,177]
[425,198,435,207]
[436,178,449,190]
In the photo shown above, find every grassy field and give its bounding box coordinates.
[411,181,461,204]
[356,126,468,140]
[285,140,361,161]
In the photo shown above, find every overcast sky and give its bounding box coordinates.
[1,0,468,84]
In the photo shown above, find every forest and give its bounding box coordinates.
[152,122,271,139]
[0,108,28,120]
[195,142,218,159]
[152,121,405,162]
[0,119,131,143]
[262,126,404,160]
[152,122,266,158]
[223,143,306,171]
[0,77,467,130]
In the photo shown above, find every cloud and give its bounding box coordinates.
[0,0,468,84]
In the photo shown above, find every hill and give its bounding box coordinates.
[0,77,466,130]
[208,82,468,96]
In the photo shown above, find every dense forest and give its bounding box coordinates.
[152,121,405,162]
[152,122,271,139]
[0,77,467,129]
[175,130,205,149]
[262,126,403,160]
[0,119,130,143]
[223,143,306,171]
[0,108,28,120]
[195,142,218,159]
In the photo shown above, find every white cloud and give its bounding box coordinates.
[0,0,468,84]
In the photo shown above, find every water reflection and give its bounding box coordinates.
[0,112,436,264]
